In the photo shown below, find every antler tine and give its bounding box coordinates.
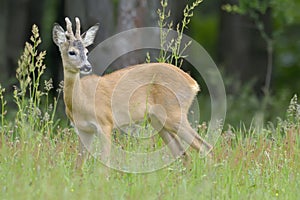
[65,17,75,40]
[75,17,81,39]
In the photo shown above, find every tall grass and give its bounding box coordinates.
[9,24,62,139]
[1,96,299,199]
[147,0,203,67]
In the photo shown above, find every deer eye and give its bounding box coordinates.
[68,51,76,56]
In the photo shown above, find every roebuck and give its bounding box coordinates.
[53,17,212,169]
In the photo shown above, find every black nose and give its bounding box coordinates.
[80,64,92,74]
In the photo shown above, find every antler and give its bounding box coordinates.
[65,17,82,40]
[75,17,81,38]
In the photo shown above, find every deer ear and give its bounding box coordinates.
[81,23,99,47]
[53,23,67,46]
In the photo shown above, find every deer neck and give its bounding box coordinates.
[63,69,81,120]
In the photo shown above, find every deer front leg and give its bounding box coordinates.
[75,128,94,169]
[76,136,86,169]
[98,125,112,166]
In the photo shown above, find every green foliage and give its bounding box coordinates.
[222,0,300,24]
[188,11,218,58]
[286,94,300,127]
[224,81,297,127]
[222,0,300,95]
[222,0,300,126]
[11,25,62,138]
[15,25,46,111]
[222,0,300,42]
[224,1,273,95]
[156,0,203,67]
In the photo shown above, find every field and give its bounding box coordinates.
[1,22,300,200]
[1,118,299,199]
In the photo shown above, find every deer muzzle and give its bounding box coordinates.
[80,64,92,74]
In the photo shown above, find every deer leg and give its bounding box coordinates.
[76,138,87,169]
[184,124,213,155]
[149,111,191,166]
[166,118,213,156]
[75,129,94,169]
[158,128,191,166]
[97,125,112,166]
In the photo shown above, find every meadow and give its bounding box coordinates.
[1,101,299,199]
[1,11,300,200]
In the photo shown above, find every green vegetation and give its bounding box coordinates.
[1,1,300,199]
[222,0,300,125]
[1,46,300,197]
[1,123,299,199]
[13,25,61,139]
[155,0,203,67]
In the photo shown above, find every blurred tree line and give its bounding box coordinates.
[0,0,187,88]
[0,0,299,98]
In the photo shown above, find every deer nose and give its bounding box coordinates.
[80,64,92,74]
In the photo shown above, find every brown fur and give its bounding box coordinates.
[53,17,212,169]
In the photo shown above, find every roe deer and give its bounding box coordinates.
[52,17,212,169]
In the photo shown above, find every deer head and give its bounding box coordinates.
[52,17,99,74]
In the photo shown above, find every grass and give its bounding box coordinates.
[1,120,299,199]
[1,4,300,199]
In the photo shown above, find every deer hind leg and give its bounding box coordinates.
[165,117,213,157]
[184,124,213,156]
[158,128,191,166]
[148,111,191,166]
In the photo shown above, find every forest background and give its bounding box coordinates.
[0,0,300,125]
